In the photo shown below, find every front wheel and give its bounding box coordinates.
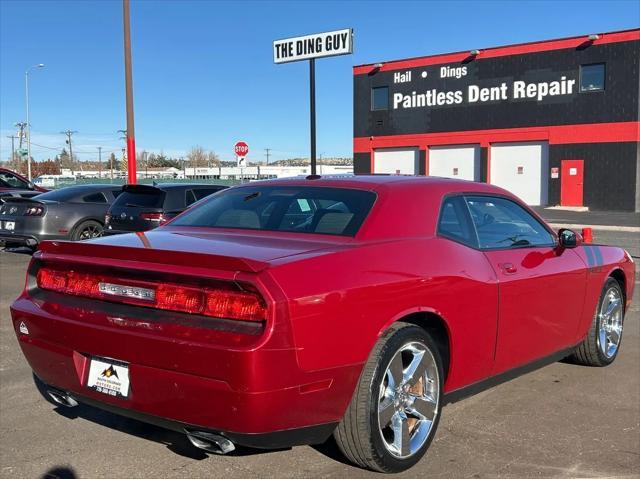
[334,323,443,473]
[570,277,625,367]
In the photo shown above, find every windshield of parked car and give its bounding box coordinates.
[171,186,377,236]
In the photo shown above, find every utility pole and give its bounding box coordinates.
[264,148,271,165]
[15,122,27,149]
[25,64,45,181]
[123,0,137,184]
[7,135,16,165]
[98,146,102,178]
[62,130,77,173]
[309,58,317,175]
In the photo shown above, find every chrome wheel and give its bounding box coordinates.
[78,224,102,240]
[378,341,439,459]
[597,287,623,358]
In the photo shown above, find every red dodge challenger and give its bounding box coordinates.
[10,175,635,473]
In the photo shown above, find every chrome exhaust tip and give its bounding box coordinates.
[46,389,79,408]
[185,430,235,454]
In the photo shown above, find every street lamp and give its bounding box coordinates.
[25,63,45,181]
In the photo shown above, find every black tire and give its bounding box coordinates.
[333,323,444,473]
[570,277,625,367]
[71,220,103,241]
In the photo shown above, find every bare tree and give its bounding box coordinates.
[206,151,220,167]
[187,146,207,169]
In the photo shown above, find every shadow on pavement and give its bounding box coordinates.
[32,374,291,461]
[42,467,78,479]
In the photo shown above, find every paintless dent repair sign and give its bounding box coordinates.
[274,29,353,64]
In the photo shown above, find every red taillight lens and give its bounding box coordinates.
[140,212,164,221]
[24,206,44,216]
[105,213,112,225]
[156,284,204,314]
[36,267,266,323]
[205,290,266,322]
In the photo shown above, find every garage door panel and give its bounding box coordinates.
[373,148,419,175]
[490,142,548,206]
[429,145,480,181]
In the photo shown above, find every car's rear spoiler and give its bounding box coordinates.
[36,239,270,274]
[0,196,47,204]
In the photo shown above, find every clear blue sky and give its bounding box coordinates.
[1,0,638,163]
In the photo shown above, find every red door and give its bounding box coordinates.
[561,159,584,206]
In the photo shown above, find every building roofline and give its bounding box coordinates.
[353,27,639,75]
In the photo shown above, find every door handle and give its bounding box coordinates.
[499,262,517,274]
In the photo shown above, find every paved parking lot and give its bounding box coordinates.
[1,230,639,479]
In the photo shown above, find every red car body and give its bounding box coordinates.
[0,167,49,195]
[10,176,635,451]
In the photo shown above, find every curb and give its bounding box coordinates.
[547,223,640,233]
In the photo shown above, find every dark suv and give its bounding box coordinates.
[105,183,227,234]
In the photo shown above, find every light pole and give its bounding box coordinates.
[25,63,45,181]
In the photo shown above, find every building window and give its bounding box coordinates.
[371,86,389,110]
[580,63,605,92]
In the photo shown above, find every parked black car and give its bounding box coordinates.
[104,183,227,234]
[0,184,122,248]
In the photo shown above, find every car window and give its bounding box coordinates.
[82,192,107,203]
[185,190,197,206]
[193,187,224,201]
[112,189,166,208]
[0,171,29,189]
[171,186,376,237]
[437,196,476,247]
[465,196,554,249]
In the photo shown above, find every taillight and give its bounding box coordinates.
[24,206,44,216]
[105,213,111,225]
[140,212,164,222]
[36,267,266,322]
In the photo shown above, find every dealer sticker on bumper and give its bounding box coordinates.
[86,357,130,398]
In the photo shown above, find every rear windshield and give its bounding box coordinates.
[33,187,88,202]
[112,189,166,208]
[171,186,377,236]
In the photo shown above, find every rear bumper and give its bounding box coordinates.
[41,379,337,449]
[11,294,358,445]
[0,233,38,246]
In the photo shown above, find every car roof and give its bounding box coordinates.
[48,184,122,192]
[132,183,224,191]
[236,174,511,196]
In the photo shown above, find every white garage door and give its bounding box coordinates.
[373,148,419,175]
[428,145,480,181]
[490,141,549,205]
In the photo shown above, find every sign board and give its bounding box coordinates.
[17,148,28,157]
[235,141,248,167]
[551,167,559,178]
[273,28,353,64]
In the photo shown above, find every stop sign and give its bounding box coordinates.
[234,141,249,157]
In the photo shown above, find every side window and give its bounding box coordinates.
[82,192,107,203]
[185,190,197,206]
[465,196,554,249]
[0,171,28,189]
[193,188,221,201]
[580,63,605,92]
[371,86,389,111]
[437,196,476,247]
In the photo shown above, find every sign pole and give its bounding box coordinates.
[309,58,317,175]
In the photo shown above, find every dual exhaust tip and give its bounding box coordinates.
[45,388,235,455]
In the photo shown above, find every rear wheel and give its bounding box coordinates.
[334,323,443,472]
[72,220,103,241]
[570,277,624,367]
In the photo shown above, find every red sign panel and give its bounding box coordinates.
[234,141,249,157]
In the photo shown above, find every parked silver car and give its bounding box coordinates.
[0,184,122,248]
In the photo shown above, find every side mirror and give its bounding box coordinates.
[558,228,582,249]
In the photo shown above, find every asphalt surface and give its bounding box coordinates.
[1,231,639,479]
